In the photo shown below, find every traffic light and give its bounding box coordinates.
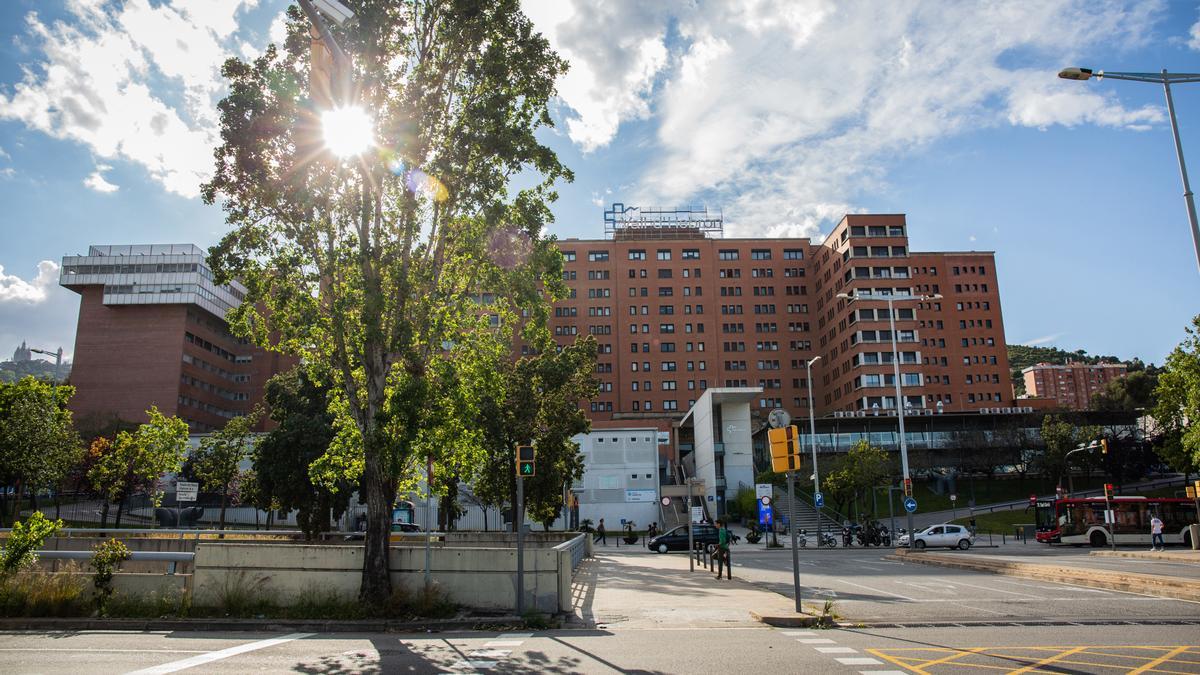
[903,478,913,497]
[1029,493,1037,508]
[768,425,802,473]
[1099,439,1108,455]
[1103,483,1114,499]
[517,445,535,477]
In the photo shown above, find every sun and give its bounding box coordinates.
[321,106,374,158]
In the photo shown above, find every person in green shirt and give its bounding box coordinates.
[715,519,732,580]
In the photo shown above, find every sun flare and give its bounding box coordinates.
[321,106,374,158]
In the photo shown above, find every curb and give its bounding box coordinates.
[886,550,1200,602]
[0,615,527,634]
[1089,550,1200,564]
[749,611,833,628]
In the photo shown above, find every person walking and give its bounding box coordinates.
[715,519,732,580]
[1150,512,1165,551]
[594,518,607,545]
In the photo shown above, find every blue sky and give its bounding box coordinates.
[1,0,1199,368]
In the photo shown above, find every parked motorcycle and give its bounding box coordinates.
[841,526,853,547]
[798,529,809,547]
[819,530,838,548]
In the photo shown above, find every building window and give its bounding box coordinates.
[657,249,671,261]
[718,249,739,261]
[588,251,609,262]
[628,249,646,261]
[562,251,576,262]
[682,249,700,260]
[783,249,804,260]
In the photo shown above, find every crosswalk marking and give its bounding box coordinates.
[498,632,533,638]
[798,638,837,644]
[466,649,511,659]
[451,660,497,670]
[781,630,816,636]
[482,640,524,648]
[837,657,884,665]
[815,647,857,653]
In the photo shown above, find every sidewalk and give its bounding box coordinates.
[1090,549,1200,563]
[566,548,809,629]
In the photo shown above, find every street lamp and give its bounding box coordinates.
[1058,67,1200,273]
[297,0,373,158]
[837,290,942,547]
[28,346,64,381]
[805,355,822,545]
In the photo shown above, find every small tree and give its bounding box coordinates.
[90,538,131,614]
[0,377,83,525]
[0,511,63,576]
[87,407,189,528]
[1039,414,1101,489]
[1154,315,1200,474]
[190,408,261,530]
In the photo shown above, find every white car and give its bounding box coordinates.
[899,524,974,550]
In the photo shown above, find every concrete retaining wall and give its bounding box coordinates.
[194,542,568,613]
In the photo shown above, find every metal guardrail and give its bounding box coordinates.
[29,550,195,574]
[554,533,589,572]
[0,528,307,539]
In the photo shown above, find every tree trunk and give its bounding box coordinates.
[219,492,228,531]
[114,496,125,528]
[481,506,487,532]
[359,442,394,604]
[100,501,110,528]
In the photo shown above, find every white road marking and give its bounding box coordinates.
[858,668,904,673]
[838,657,885,665]
[825,578,918,601]
[498,632,534,638]
[0,649,207,654]
[934,577,1041,599]
[781,631,816,636]
[797,638,837,644]
[466,649,511,659]
[953,603,1007,616]
[815,647,857,653]
[483,640,524,648]
[124,633,314,674]
[451,660,497,670]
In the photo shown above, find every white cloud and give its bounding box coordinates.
[1022,333,1065,346]
[0,145,9,160]
[0,0,260,198]
[0,168,14,180]
[0,260,59,304]
[1190,8,1200,50]
[527,1,1169,236]
[84,164,119,193]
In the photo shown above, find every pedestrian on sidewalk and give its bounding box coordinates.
[715,519,732,580]
[1150,512,1164,551]
[595,518,607,545]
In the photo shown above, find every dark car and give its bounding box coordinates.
[647,524,720,553]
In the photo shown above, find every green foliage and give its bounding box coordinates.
[473,337,598,531]
[1038,414,1101,486]
[728,487,756,520]
[189,408,260,530]
[1154,315,1200,474]
[0,377,83,524]
[1008,344,1143,396]
[253,368,351,539]
[90,538,131,613]
[821,440,892,516]
[0,512,63,576]
[202,1,571,603]
[1091,370,1158,412]
[86,407,189,513]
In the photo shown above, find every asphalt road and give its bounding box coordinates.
[722,544,1200,623]
[0,624,1197,674]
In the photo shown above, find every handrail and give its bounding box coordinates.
[0,527,305,537]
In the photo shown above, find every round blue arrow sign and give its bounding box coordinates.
[814,492,824,508]
[903,497,918,513]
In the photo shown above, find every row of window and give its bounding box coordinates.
[568,248,805,263]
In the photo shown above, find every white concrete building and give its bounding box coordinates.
[571,427,661,531]
[678,387,761,517]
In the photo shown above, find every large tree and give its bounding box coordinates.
[1038,414,1101,489]
[1154,314,1200,475]
[253,368,351,539]
[202,1,570,602]
[0,377,83,525]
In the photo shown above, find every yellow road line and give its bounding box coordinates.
[1006,646,1088,675]
[870,647,988,675]
[1127,645,1193,675]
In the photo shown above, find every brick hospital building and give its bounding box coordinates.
[549,212,1011,424]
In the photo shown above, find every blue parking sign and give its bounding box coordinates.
[814,492,824,508]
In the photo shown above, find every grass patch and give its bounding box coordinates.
[949,509,1037,534]
[0,566,89,617]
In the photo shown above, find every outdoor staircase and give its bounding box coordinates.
[770,486,842,535]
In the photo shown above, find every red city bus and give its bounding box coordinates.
[1035,496,1198,547]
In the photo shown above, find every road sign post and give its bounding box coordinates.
[515,444,535,614]
[787,469,801,613]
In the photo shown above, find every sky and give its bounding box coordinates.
[1,0,1199,368]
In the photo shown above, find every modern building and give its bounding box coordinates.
[549,210,1011,432]
[570,427,662,531]
[1021,361,1128,410]
[60,244,294,432]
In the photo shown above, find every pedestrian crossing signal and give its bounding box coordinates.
[517,445,535,477]
[768,425,802,473]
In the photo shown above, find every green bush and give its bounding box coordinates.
[0,512,64,576]
[91,538,132,614]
